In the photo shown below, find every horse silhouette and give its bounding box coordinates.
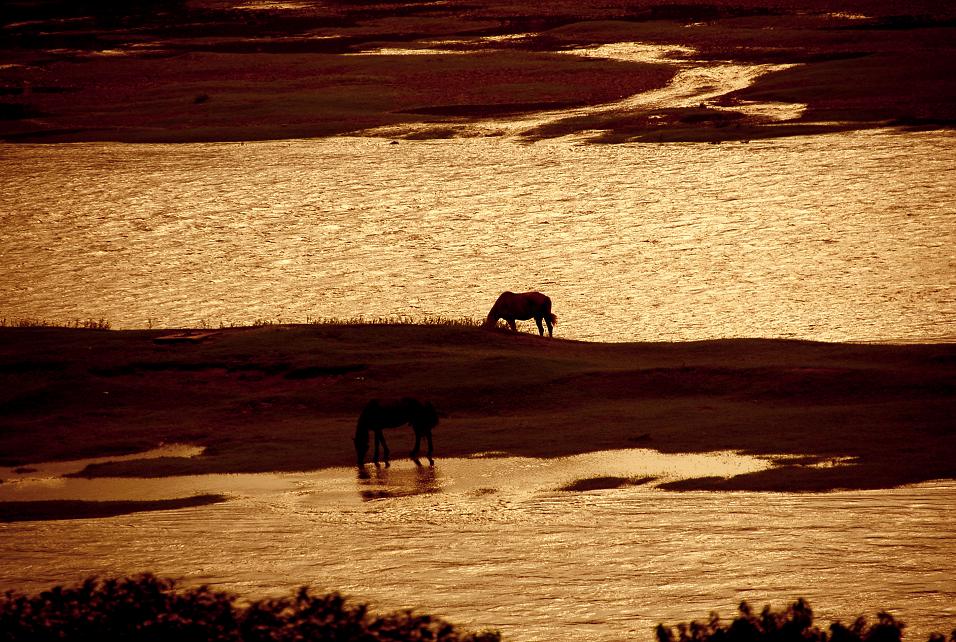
[484,291,557,337]
[354,397,438,467]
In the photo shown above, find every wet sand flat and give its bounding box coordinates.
[1,324,953,493]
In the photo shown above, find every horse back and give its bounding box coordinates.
[358,399,402,430]
[523,291,552,312]
[358,398,434,431]
[492,291,551,320]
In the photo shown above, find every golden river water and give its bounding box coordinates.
[1,128,954,341]
[0,448,954,640]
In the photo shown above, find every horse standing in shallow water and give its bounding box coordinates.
[354,398,438,467]
[484,291,557,337]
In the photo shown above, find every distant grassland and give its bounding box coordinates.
[1,0,952,143]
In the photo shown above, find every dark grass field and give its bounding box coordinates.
[1,324,953,494]
[1,0,953,142]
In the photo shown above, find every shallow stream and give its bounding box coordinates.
[1,448,954,641]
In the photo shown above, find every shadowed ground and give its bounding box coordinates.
[0,494,227,522]
[1,0,953,143]
[1,324,953,492]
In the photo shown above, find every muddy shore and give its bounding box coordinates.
[2,324,953,498]
[1,0,954,143]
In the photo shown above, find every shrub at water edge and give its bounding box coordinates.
[0,574,501,642]
[2,578,952,642]
[656,599,955,642]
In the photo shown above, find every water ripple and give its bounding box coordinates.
[1,130,955,342]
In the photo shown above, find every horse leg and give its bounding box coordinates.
[535,316,545,336]
[426,429,434,466]
[545,316,553,337]
[373,430,391,466]
[411,428,422,466]
[379,431,390,467]
[507,318,517,332]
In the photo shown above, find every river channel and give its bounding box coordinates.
[1,448,954,641]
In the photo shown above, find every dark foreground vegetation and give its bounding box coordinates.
[1,576,952,642]
[657,600,954,642]
[0,575,501,642]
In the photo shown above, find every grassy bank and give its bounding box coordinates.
[1,323,953,492]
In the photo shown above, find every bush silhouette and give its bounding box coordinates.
[3,582,952,642]
[0,575,500,642]
[656,599,954,642]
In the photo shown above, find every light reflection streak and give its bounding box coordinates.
[0,448,775,503]
[354,41,805,138]
[0,444,204,483]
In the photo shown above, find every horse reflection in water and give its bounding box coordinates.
[356,464,440,501]
[484,291,557,337]
[353,397,438,467]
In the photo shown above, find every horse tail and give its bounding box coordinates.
[549,312,558,326]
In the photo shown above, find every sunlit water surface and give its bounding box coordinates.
[1,129,954,341]
[1,449,954,641]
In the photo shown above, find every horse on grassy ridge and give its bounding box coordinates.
[484,291,557,337]
[354,397,439,467]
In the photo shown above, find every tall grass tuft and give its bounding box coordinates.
[0,318,111,330]
[0,574,501,642]
[306,315,485,328]
[0,317,485,331]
